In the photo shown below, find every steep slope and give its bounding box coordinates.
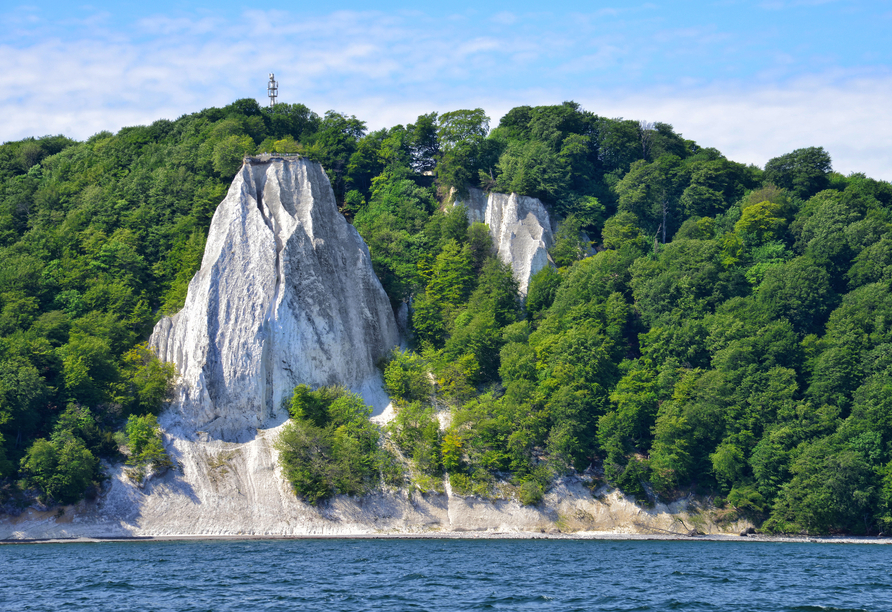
[0,157,752,541]
[0,155,404,536]
[151,156,399,442]
[453,187,554,295]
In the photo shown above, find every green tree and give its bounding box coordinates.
[125,414,167,465]
[436,109,493,195]
[495,140,571,203]
[525,265,562,318]
[769,439,876,534]
[601,212,647,252]
[734,200,786,244]
[212,134,255,176]
[276,386,394,503]
[383,349,433,405]
[550,215,587,268]
[412,240,475,348]
[20,436,97,504]
[114,343,176,415]
[407,112,440,173]
[0,432,11,477]
[764,147,832,201]
[756,256,833,335]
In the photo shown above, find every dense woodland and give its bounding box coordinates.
[2,98,892,534]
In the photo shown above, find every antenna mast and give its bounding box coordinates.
[267,73,278,107]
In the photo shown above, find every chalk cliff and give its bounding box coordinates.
[150,157,399,442]
[453,187,554,296]
[0,458,754,539]
[0,161,750,541]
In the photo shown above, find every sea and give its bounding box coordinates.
[1,537,889,611]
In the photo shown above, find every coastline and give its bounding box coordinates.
[4,531,891,546]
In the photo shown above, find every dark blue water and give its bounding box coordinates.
[1,538,890,611]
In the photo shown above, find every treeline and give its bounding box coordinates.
[1,99,891,535]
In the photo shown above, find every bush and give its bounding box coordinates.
[386,401,442,475]
[125,414,172,474]
[614,457,649,500]
[449,472,472,496]
[383,350,433,405]
[20,436,97,504]
[276,385,397,503]
[518,480,544,505]
[727,484,766,514]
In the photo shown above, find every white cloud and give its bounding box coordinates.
[1,7,890,182]
[491,11,517,25]
[581,76,892,179]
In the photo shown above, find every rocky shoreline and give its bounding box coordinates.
[4,531,891,545]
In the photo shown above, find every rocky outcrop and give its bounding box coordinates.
[0,159,756,542]
[150,157,399,442]
[453,187,554,296]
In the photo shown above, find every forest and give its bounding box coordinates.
[1,97,891,535]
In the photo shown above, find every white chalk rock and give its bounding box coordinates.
[151,157,399,442]
[454,187,554,296]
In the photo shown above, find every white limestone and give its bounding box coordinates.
[453,187,554,296]
[150,157,399,442]
[0,451,754,538]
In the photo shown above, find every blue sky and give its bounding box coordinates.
[2,1,891,179]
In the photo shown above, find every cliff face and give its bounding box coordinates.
[453,187,554,296]
[150,157,399,442]
[0,163,752,540]
[0,458,753,539]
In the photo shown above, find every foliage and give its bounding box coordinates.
[20,435,97,504]
[276,385,396,503]
[114,343,176,416]
[550,215,587,268]
[387,400,441,475]
[764,147,832,201]
[124,413,172,475]
[383,349,433,405]
[4,98,892,533]
[518,479,544,505]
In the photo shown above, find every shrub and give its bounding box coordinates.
[383,350,433,405]
[276,385,397,503]
[386,401,442,475]
[20,436,97,504]
[125,414,172,474]
[449,472,472,496]
[518,480,544,505]
[727,484,766,514]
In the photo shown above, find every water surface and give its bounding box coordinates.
[2,538,889,611]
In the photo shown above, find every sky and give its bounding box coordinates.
[2,0,891,179]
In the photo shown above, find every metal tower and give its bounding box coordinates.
[267,73,278,107]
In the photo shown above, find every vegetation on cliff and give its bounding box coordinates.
[1,98,891,534]
[275,385,399,503]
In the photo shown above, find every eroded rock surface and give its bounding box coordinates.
[0,455,754,539]
[150,157,399,442]
[0,162,754,541]
[453,187,554,296]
